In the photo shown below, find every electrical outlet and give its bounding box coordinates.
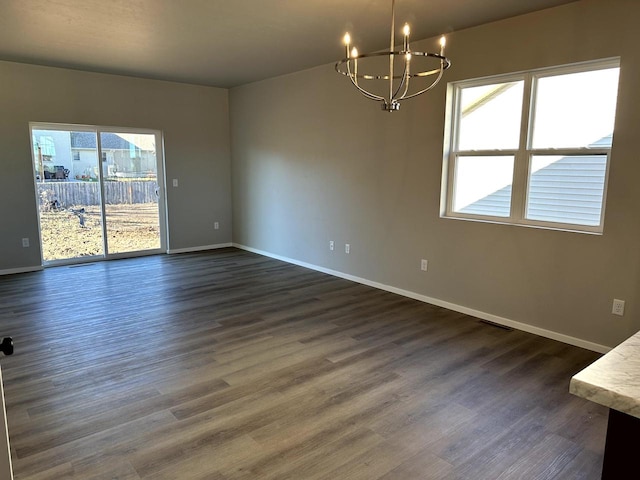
[172,178,179,187]
[421,259,428,271]
[214,222,219,230]
[612,299,625,316]
[21,237,29,248]
[329,240,334,251]
[345,243,350,254]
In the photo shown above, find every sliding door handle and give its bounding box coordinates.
[0,338,12,356]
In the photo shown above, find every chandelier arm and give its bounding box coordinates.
[345,60,385,101]
[402,69,411,98]
[398,58,412,100]
[397,65,445,101]
[392,61,410,101]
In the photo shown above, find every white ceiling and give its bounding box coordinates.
[0,0,578,88]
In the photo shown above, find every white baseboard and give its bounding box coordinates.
[0,265,43,276]
[233,243,610,354]
[167,243,232,255]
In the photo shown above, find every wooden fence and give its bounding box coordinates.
[37,181,158,207]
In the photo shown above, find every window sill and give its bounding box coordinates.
[440,214,603,235]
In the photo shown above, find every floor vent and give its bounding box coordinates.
[479,319,514,331]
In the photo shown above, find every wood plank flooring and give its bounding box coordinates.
[0,248,607,479]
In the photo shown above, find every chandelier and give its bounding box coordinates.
[335,0,451,112]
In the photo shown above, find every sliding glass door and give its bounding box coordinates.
[32,127,105,261]
[31,124,166,264]
[100,131,162,255]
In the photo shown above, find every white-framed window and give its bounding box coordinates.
[442,58,620,233]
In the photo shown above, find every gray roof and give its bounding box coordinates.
[70,132,134,150]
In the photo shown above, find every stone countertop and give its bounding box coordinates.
[570,331,640,418]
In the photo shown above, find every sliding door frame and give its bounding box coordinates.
[29,122,169,266]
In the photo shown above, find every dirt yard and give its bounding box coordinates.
[40,203,161,261]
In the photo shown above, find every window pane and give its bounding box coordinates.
[532,68,619,149]
[453,156,514,217]
[457,81,524,151]
[526,155,607,226]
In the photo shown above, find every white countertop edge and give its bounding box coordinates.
[570,330,640,419]
[570,376,640,418]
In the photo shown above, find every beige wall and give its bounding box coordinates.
[0,61,231,270]
[230,0,640,349]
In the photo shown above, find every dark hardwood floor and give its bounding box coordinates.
[0,248,607,479]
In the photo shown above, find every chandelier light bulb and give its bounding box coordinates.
[403,23,410,51]
[351,47,359,58]
[344,33,351,58]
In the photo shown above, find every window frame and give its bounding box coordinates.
[441,58,620,234]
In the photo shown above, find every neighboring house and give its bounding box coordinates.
[70,132,157,180]
[32,131,156,181]
[32,130,72,180]
[460,135,613,226]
